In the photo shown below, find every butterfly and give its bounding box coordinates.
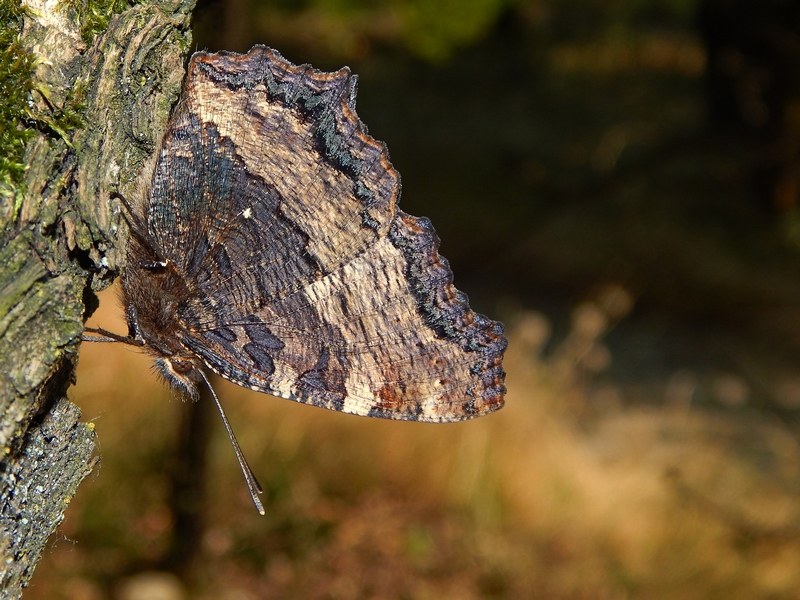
[84,46,507,514]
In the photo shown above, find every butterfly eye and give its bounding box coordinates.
[170,359,195,374]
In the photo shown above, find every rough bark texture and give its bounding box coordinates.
[0,0,194,596]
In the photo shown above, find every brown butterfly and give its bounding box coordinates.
[84,46,507,514]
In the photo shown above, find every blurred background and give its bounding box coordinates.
[30,0,800,598]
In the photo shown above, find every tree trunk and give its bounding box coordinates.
[0,0,195,595]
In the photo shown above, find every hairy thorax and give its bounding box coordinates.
[121,239,202,395]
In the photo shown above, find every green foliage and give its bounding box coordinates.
[394,0,508,62]
[250,0,512,63]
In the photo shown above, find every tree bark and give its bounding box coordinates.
[0,0,195,595]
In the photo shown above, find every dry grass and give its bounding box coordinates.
[26,286,800,599]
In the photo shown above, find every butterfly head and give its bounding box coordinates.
[153,355,202,400]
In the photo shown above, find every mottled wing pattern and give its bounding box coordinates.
[144,46,506,422]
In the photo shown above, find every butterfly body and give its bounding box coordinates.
[121,252,202,397]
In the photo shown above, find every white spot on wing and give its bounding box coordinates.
[243,207,252,219]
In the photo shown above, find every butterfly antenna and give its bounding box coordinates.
[81,327,145,346]
[198,370,265,515]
